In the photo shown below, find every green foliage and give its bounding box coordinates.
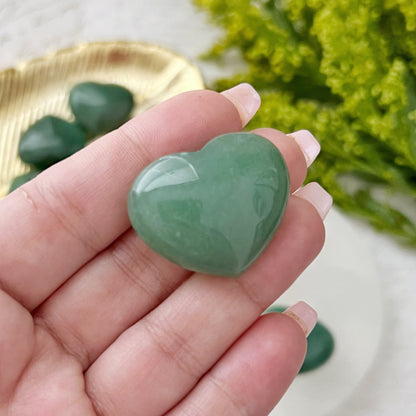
[194,0,416,246]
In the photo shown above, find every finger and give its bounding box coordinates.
[35,127,314,369]
[0,84,256,310]
[252,128,319,192]
[0,289,34,400]
[167,308,314,416]
[84,188,330,416]
[34,229,190,369]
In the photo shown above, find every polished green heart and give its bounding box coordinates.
[18,116,86,169]
[128,132,289,277]
[69,82,134,135]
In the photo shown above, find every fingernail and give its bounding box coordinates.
[283,301,317,337]
[221,83,261,127]
[289,130,320,167]
[294,182,333,220]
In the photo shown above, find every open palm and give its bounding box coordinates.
[0,84,329,416]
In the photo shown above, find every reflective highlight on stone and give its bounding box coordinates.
[69,82,134,135]
[128,132,289,276]
[18,116,86,168]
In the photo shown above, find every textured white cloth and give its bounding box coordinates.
[1,0,415,414]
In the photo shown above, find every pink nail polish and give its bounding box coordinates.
[294,182,333,220]
[289,130,321,167]
[283,301,318,337]
[221,83,261,127]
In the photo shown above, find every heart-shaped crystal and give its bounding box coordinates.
[69,82,134,135]
[128,132,289,277]
[18,116,86,169]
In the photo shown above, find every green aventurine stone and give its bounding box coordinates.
[69,82,134,135]
[9,170,41,193]
[300,320,335,372]
[267,305,335,373]
[19,116,86,169]
[128,132,289,276]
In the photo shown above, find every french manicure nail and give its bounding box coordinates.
[294,182,333,220]
[221,83,261,127]
[283,301,318,337]
[289,130,321,167]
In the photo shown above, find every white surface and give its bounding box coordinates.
[273,208,383,415]
[1,1,416,414]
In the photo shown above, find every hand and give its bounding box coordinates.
[0,83,331,416]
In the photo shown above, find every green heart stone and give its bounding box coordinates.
[18,116,86,168]
[128,132,289,276]
[9,170,41,193]
[69,82,134,135]
[300,320,335,373]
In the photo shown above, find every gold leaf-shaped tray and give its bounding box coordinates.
[0,41,204,197]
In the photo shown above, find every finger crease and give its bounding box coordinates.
[142,317,204,380]
[34,314,91,369]
[116,125,155,167]
[205,373,249,416]
[108,238,167,302]
[232,278,264,315]
[33,179,102,255]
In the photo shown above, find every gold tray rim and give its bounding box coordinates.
[0,40,204,82]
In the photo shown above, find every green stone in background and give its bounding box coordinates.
[18,116,86,169]
[128,132,289,276]
[69,82,134,135]
[9,170,41,193]
[300,320,335,373]
[266,305,335,373]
